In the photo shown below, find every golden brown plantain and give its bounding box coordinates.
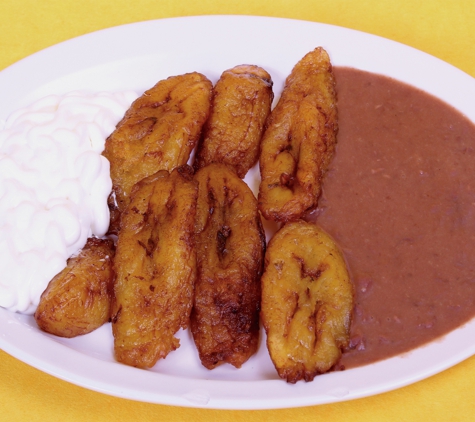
[111,165,198,369]
[34,237,115,338]
[191,163,265,369]
[193,65,273,178]
[261,220,353,383]
[103,72,212,233]
[258,47,338,222]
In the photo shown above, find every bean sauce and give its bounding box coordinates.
[313,67,475,368]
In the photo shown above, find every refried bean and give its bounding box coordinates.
[311,67,475,369]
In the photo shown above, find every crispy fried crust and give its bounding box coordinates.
[103,72,212,233]
[261,220,353,383]
[258,47,338,222]
[191,163,265,369]
[193,65,273,178]
[34,237,115,338]
[111,165,197,368]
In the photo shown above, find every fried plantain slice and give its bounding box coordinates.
[111,165,197,369]
[34,237,115,338]
[258,47,338,222]
[103,72,212,233]
[191,163,265,369]
[193,65,273,178]
[261,220,353,383]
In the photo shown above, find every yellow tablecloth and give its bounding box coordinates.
[1,1,475,421]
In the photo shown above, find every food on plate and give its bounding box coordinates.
[34,237,115,338]
[7,50,475,380]
[260,220,354,383]
[258,47,338,222]
[0,90,135,315]
[322,67,475,368]
[111,165,197,368]
[193,65,274,178]
[103,72,212,233]
[191,163,265,369]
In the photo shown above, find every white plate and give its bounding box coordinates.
[1,15,475,410]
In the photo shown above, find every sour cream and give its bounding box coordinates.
[0,90,138,314]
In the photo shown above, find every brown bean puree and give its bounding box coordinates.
[312,67,475,369]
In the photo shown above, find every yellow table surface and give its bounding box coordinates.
[1,1,475,421]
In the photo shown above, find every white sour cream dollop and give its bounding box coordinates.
[0,90,138,314]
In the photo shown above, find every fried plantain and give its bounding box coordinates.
[261,220,353,383]
[191,163,265,369]
[34,237,115,338]
[103,72,212,233]
[193,65,273,178]
[111,165,197,368]
[258,47,338,222]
